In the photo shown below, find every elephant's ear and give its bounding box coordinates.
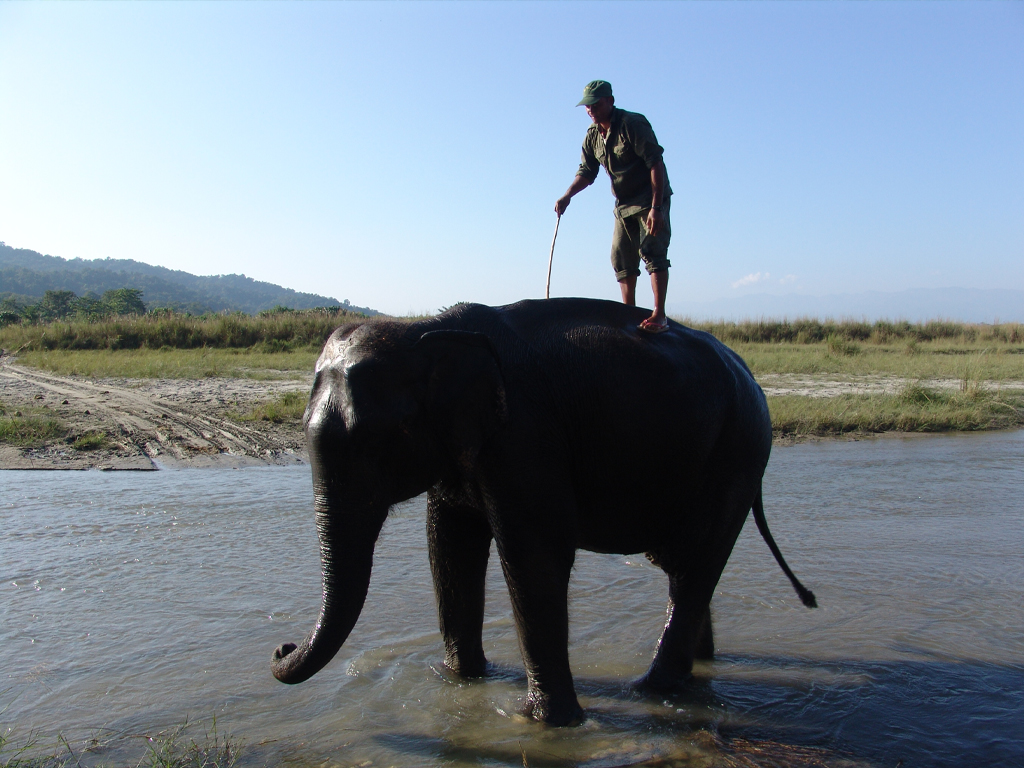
[415,330,508,466]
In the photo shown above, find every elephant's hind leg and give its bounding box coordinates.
[636,574,713,692]
[638,486,752,691]
[427,492,492,678]
[694,604,714,660]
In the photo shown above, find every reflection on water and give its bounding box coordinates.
[3,431,1023,767]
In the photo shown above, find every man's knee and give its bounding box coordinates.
[615,267,642,281]
[643,257,671,275]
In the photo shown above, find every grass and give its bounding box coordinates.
[825,333,860,357]
[71,431,108,451]
[5,311,1020,353]
[731,341,1024,381]
[682,316,1024,344]
[134,720,239,768]
[229,391,307,423]
[0,407,110,450]
[768,383,1024,437]
[0,402,66,446]
[11,320,1022,384]
[0,401,111,450]
[0,719,240,768]
[13,348,317,380]
[0,308,363,352]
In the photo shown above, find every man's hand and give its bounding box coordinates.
[646,159,667,236]
[556,175,592,216]
[646,207,664,237]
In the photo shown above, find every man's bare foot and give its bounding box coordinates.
[638,315,670,334]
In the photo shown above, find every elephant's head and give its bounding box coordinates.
[271,319,506,684]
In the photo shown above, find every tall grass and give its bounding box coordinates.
[0,308,364,352]
[5,311,1022,353]
[682,317,1024,345]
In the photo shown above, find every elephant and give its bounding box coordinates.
[271,297,816,726]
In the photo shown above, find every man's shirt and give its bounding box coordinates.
[577,107,672,217]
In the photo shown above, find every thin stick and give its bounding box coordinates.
[545,214,561,299]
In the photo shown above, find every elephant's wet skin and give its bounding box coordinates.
[270,298,816,726]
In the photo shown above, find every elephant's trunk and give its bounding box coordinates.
[271,503,387,684]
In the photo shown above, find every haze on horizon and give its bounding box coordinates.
[1,2,1021,318]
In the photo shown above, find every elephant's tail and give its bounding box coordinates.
[753,488,817,608]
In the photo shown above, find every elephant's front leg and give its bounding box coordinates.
[497,539,582,726]
[427,492,492,678]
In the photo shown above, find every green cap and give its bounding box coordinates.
[576,80,613,107]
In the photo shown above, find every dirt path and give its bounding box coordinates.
[757,372,1024,398]
[0,359,311,470]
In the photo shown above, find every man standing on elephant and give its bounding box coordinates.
[555,80,674,333]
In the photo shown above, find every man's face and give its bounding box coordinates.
[585,96,614,124]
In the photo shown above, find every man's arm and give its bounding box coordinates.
[558,133,600,216]
[555,175,593,216]
[646,159,667,236]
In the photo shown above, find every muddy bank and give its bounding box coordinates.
[0,360,311,470]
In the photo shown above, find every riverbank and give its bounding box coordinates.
[3,353,1022,469]
[0,359,308,470]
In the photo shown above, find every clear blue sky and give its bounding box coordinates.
[1,1,1021,316]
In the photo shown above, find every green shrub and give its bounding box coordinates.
[230,391,307,423]
[0,310,22,328]
[71,431,108,451]
[826,334,861,357]
[896,382,930,405]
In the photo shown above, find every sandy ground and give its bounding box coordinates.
[757,372,1024,398]
[0,357,311,470]
[3,355,1022,470]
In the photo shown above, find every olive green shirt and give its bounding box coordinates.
[577,107,672,217]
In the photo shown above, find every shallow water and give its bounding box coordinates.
[3,431,1023,767]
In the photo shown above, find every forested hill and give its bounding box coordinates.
[0,242,379,316]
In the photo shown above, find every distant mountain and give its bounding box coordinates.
[679,288,1024,324]
[0,242,379,316]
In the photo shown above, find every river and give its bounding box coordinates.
[3,431,1023,767]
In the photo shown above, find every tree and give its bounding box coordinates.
[39,290,78,321]
[101,288,146,316]
[74,293,106,320]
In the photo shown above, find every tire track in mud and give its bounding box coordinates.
[0,362,286,466]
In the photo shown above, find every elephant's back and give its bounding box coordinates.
[498,299,765,438]
[434,298,768,439]
[493,299,754,397]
